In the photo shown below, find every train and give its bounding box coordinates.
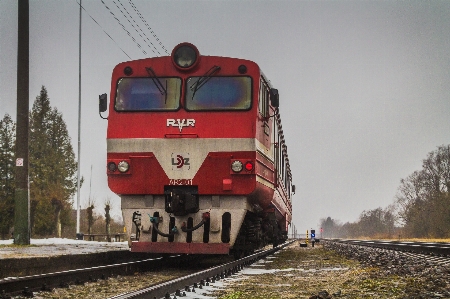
[99,43,294,258]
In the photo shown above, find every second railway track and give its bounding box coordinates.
[324,238,450,272]
[327,239,450,256]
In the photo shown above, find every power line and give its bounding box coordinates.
[127,0,169,55]
[107,0,147,55]
[100,0,148,56]
[115,0,162,57]
[76,0,168,59]
[99,0,169,58]
[75,0,131,59]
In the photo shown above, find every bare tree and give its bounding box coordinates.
[86,196,96,235]
[105,197,112,241]
[394,145,450,237]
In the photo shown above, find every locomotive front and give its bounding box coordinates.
[102,43,292,255]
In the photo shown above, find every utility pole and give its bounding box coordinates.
[14,0,30,245]
[76,0,82,235]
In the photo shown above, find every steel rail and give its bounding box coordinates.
[0,255,180,297]
[109,240,296,299]
[326,239,450,256]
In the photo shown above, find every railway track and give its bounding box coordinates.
[401,251,450,266]
[0,255,182,298]
[108,240,295,299]
[326,239,450,256]
[324,239,450,271]
[0,240,294,298]
[110,240,295,299]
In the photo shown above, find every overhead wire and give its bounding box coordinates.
[76,0,169,59]
[127,0,170,55]
[100,0,169,58]
[75,0,132,60]
[100,0,148,56]
[115,0,162,57]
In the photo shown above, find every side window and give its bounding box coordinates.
[272,102,292,196]
[259,82,264,115]
[284,157,288,190]
[282,156,285,188]
[273,119,279,171]
[286,174,290,197]
[258,78,270,118]
[273,120,279,185]
[277,126,283,186]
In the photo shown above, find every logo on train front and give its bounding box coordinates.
[171,153,190,170]
[167,119,195,132]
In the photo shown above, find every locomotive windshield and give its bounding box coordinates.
[115,77,181,111]
[185,76,252,111]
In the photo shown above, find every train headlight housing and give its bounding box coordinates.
[231,160,243,173]
[118,161,130,173]
[107,162,117,172]
[172,43,199,70]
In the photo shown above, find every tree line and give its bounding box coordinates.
[320,145,450,239]
[0,86,121,240]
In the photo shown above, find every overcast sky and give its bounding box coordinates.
[1,0,449,233]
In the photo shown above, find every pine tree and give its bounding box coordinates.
[29,86,78,236]
[0,114,16,239]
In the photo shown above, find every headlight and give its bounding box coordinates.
[172,43,199,70]
[231,160,243,173]
[118,161,130,173]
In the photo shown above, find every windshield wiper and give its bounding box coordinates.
[146,67,168,103]
[190,65,221,100]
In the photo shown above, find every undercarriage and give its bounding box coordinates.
[231,210,287,259]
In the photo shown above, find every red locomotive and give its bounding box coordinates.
[99,43,294,257]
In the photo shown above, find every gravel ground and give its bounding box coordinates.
[10,240,450,298]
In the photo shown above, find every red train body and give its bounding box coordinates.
[102,43,294,256]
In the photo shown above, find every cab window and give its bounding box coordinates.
[115,77,181,111]
[185,76,252,111]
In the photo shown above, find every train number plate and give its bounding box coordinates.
[169,179,193,185]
